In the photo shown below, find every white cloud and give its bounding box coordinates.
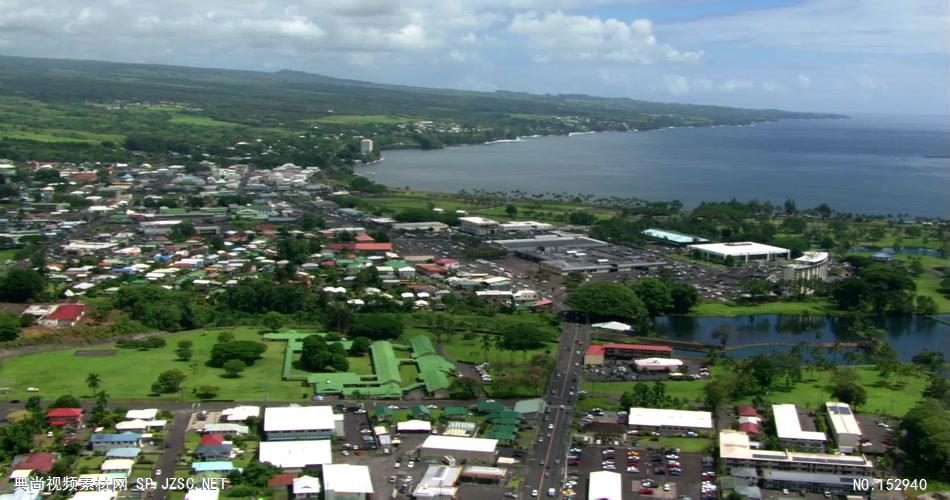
[797,74,812,89]
[656,74,690,95]
[663,0,948,55]
[508,10,702,64]
[719,79,756,92]
[760,81,781,92]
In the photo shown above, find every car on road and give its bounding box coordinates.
[664,484,672,492]
[155,470,162,476]
[639,489,654,495]
[531,489,539,497]
[394,462,401,468]
[407,460,414,469]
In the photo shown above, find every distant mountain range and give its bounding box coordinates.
[0,54,843,131]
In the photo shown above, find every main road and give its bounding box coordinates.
[521,320,589,499]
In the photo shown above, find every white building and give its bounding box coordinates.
[773,404,826,452]
[588,471,622,500]
[784,252,830,293]
[688,241,790,263]
[292,475,321,499]
[221,406,260,422]
[825,402,862,454]
[458,217,499,236]
[263,406,341,441]
[627,408,713,432]
[322,464,374,500]
[632,358,684,373]
[258,440,332,470]
[359,139,374,154]
[420,436,498,464]
[413,465,462,498]
[719,430,872,475]
[499,221,554,233]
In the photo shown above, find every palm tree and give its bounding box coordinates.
[86,373,101,396]
[94,391,109,409]
[480,335,492,363]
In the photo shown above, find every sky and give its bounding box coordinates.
[0,0,947,114]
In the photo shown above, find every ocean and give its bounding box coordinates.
[357,114,950,217]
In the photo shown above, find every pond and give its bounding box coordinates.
[653,314,950,361]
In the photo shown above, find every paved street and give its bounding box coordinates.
[521,320,590,499]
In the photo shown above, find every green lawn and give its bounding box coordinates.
[347,355,374,375]
[0,249,17,263]
[691,299,835,316]
[847,252,950,313]
[0,125,122,144]
[649,437,714,453]
[0,328,312,401]
[169,114,239,127]
[369,190,617,224]
[582,366,928,417]
[314,114,411,125]
[399,363,420,383]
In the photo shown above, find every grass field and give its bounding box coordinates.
[649,437,714,453]
[691,299,835,317]
[369,190,616,224]
[346,355,374,375]
[0,328,311,401]
[169,114,239,127]
[314,114,411,125]
[847,252,950,313]
[0,125,123,144]
[0,249,17,262]
[581,366,928,417]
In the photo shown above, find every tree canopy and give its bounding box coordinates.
[566,281,650,331]
[300,335,348,372]
[348,314,404,341]
[209,340,267,367]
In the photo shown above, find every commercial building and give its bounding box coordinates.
[413,465,462,498]
[627,408,713,432]
[603,343,673,360]
[762,470,867,495]
[322,464,374,500]
[784,252,830,293]
[584,345,605,365]
[688,242,790,263]
[632,357,684,373]
[458,217,499,236]
[498,221,554,233]
[359,139,373,154]
[588,471,622,500]
[263,406,341,441]
[420,436,498,465]
[642,228,709,247]
[773,404,826,452]
[391,222,449,232]
[494,233,607,252]
[719,430,873,476]
[825,402,862,454]
[258,441,332,471]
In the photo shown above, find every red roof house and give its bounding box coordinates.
[39,304,86,328]
[737,406,759,417]
[415,263,448,275]
[47,408,83,427]
[326,242,393,253]
[267,473,299,488]
[738,422,760,434]
[354,233,375,242]
[13,453,57,474]
[200,434,225,446]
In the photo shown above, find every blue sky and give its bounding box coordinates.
[0,0,946,114]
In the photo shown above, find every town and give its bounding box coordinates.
[0,148,947,500]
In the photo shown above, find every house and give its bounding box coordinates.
[104,448,141,459]
[267,473,299,493]
[194,443,233,461]
[100,459,135,477]
[39,303,85,328]
[191,462,238,474]
[292,475,321,499]
[221,405,260,422]
[258,441,332,471]
[322,464,374,500]
[11,453,57,477]
[202,423,249,436]
[90,433,142,453]
[47,408,83,427]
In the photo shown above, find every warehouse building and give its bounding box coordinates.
[322,464,374,500]
[258,440,332,471]
[263,406,342,441]
[420,436,498,465]
[825,402,862,454]
[413,465,462,498]
[603,343,673,360]
[773,404,826,452]
[499,221,554,233]
[588,471,622,500]
[719,430,872,475]
[627,408,713,433]
[688,241,790,263]
[632,357,684,373]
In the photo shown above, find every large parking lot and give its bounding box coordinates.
[566,441,714,500]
